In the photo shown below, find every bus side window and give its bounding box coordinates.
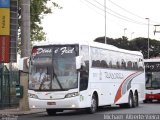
[100,60,108,68]
[127,61,132,70]
[92,60,96,67]
[116,61,120,69]
[85,61,89,68]
[121,59,126,69]
[96,60,101,67]
[134,62,138,70]
[80,70,88,91]
[109,61,112,68]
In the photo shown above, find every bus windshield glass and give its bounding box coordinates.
[29,45,78,91]
[145,62,160,89]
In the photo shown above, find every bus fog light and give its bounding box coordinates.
[71,104,76,108]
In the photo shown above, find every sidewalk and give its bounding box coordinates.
[0,108,46,115]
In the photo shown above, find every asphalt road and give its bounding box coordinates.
[18,102,160,120]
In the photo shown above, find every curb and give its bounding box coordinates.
[0,109,46,116]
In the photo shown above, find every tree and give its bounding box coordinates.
[94,36,129,49]
[18,0,62,44]
[115,37,129,50]
[128,38,160,58]
[94,36,160,59]
[30,0,62,42]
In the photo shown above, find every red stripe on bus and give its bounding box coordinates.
[114,71,139,103]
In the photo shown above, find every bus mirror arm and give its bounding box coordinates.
[76,56,83,70]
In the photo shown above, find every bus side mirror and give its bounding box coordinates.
[76,56,82,70]
[18,57,29,73]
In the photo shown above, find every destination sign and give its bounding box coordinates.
[54,47,75,55]
[32,47,52,57]
[145,62,160,72]
[53,45,78,58]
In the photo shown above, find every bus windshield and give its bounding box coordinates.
[29,45,78,91]
[145,62,160,89]
[146,72,160,89]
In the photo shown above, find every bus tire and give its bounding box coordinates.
[119,92,134,108]
[134,92,139,107]
[46,109,57,116]
[143,100,147,103]
[127,92,134,108]
[87,94,97,114]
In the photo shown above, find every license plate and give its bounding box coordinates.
[47,102,56,105]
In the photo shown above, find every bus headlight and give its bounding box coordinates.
[28,93,39,99]
[65,92,79,98]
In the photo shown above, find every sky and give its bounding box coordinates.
[42,0,160,43]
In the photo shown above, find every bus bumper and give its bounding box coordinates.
[29,97,80,109]
[146,94,160,100]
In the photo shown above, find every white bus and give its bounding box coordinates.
[28,41,145,115]
[144,58,160,102]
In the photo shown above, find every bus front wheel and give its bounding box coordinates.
[87,94,97,114]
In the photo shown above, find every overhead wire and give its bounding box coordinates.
[108,0,160,25]
[82,0,154,38]
[80,0,104,16]
[80,0,160,39]
[83,0,148,35]
[83,0,157,26]
[80,0,126,28]
[84,0,137,25]
[92,0,150,26]
[108,0,145,20]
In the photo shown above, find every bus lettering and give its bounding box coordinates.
[105,72,124,79]
[33,48,52,56]
[60,47,74,55]
[54,47,75,55]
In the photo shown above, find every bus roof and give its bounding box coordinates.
[33,41,143,56]
[90,42,142,56]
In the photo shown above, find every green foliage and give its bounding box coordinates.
[94,37,160,59]
[18,0,62,43]
[17,0,62,54]
[30,0,61,42]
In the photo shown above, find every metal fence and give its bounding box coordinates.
[0,65,20,109]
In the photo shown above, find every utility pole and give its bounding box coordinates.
[145,18,150,59]
[19,0,31,111]
[21,0,31,57]
[104,0,107,44]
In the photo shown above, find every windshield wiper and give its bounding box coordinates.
[52,70,64,90]
[38,70,64,90]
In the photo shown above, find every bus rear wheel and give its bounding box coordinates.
[133,92,139,107]
[87,94,97,114]
[46,109,57,116]
[119,92,135,108]
[128,92,135,108]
